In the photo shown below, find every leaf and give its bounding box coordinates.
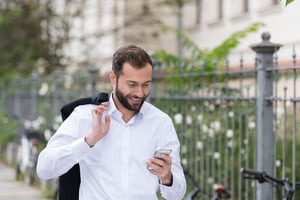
[286,0,295,6]
[210,22,265,61]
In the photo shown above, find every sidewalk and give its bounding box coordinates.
[0,162,48,200]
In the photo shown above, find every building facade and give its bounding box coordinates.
[63,0,176,74]
[181,0,299,66]
[63,0,300,73]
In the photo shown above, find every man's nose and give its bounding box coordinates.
[134,86,144,97]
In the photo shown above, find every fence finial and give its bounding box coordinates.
[250,32,282,53]
[261,32,270,42]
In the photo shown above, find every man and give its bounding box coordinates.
[37,45,186,200]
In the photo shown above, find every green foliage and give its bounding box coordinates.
[210,22,264,61]
[0,2,47,80]
[285,0,295,6]
[0,115,17,147]
[42,188,57,199]
[153,22,264,94]
[0,0,81,81]
[155,22,264,72]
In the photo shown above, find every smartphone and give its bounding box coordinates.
[154,148,172,158]
[147,148,172,170]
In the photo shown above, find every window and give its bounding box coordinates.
[257,0,281,14]
[230,0,249,17]
[260,0,279,8]
[244,0,249,13]
[195,0,201,25]
[218,0,223,19]
[205,0,223,23]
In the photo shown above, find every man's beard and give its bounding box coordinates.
[115,83,148,113]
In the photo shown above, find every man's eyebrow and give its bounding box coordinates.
[126,80,137,83]
[126,80,152,84]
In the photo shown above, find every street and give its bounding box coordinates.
[0,162,48,200]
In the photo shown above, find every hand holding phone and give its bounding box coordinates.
[147,148,172,170]
[154,148,172,158]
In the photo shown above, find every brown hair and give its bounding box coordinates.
[112,45,153,77]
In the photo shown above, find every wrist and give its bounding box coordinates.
[84,135,95,148]
[160,174,173,186]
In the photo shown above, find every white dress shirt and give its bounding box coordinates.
[37,95,186,200]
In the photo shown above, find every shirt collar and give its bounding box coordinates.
[107,93,145,119]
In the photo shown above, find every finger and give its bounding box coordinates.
[101,102,109,106]
[150,157,165,169]
[161,154,172,165]
[96,103,108,111]
[146,160,160,171]
[104,115,111,127]
[97,102,109,111]
[93,104,108,115]
[148,166,161,175]
[92,109,102,119]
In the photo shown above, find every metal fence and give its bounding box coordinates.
[0,32,299,200]
[0,69,111,141]
[150,32,300,200]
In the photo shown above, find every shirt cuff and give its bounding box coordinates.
[69,136,91,163]
[159,174,182,198]
[159,174,173,186]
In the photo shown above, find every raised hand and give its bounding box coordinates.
[85,102,111,147]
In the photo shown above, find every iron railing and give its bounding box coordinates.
[150,32,299,200]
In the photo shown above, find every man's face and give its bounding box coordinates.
[112,62,152,112]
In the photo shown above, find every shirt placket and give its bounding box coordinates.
[120,124,130,199]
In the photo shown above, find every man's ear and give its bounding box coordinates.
[109,70,116,84]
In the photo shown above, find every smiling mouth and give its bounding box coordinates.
[130,97,142,104]
[128,95,143,103]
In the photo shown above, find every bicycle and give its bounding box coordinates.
[241,168,300,200]
[184,168,231,200]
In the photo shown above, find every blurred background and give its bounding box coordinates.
[0,0,300,199]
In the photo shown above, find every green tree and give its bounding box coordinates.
[0,0,82,80]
